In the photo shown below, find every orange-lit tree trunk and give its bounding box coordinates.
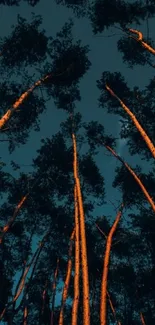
[0,65,72,129]
[50,258,59,325]
[0,74,50,129]
[58,229,75,325]
[0,194,28,244]
[72,185,80,325]
[103,144,155,213]
[140,312,147,325]
[13,233,48,303]
[128,28,155,56]
[0,175,41,244]
[100,204,124,325]
[105,85,155,159]
[23,293,29,325]
[15,232,49,316]
[95,222,107,239]
[96,226,121,324]
[0,230,49,321]
[72,132,90,325]
[107,290,121,325]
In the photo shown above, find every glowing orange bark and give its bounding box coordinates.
[0,175,41,244]
[23,293,28,325]
[72,133,90,325]
[23,305,28,325]
[107,290,121,325]
[72,185,80,325]
[100,204,123,325]
[0,194,28,244]
[104,144,155,213]
[0,231,49,320]
[59,229,75,325]
[0,64,73,129]
[128,28,155,56]
[105,85,155,159]
[95,222,107,239]
[140,312,147,325]
[15,231,47,315]
[0,74,50,129]
[13,232,48,303]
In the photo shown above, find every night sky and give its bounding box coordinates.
[0,0,155,316]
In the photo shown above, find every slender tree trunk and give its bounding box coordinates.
[0,175,40,244]
[59,229,75,325]
[72,185,80,325]
[103,144,155,213]
[72,133,90,325]
[0,64,72,129]
[105,85,155,159]
[23,293,28,325]
[140,312,147,325]
[0,231,49,320]
[100,204,123,325]
[128,28,155,55]
[0,63,73,129]
[50,258,59,325]
[0,74,50,129]
[13,235,47,303]
[107,290,121,325]
[15,231,49,315]
[0,194,28,244]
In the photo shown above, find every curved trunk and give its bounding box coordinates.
[72,132,90,325]
[106,85,155,159]
[100,204,123,325]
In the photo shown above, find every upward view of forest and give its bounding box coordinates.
[0,0,155,324]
